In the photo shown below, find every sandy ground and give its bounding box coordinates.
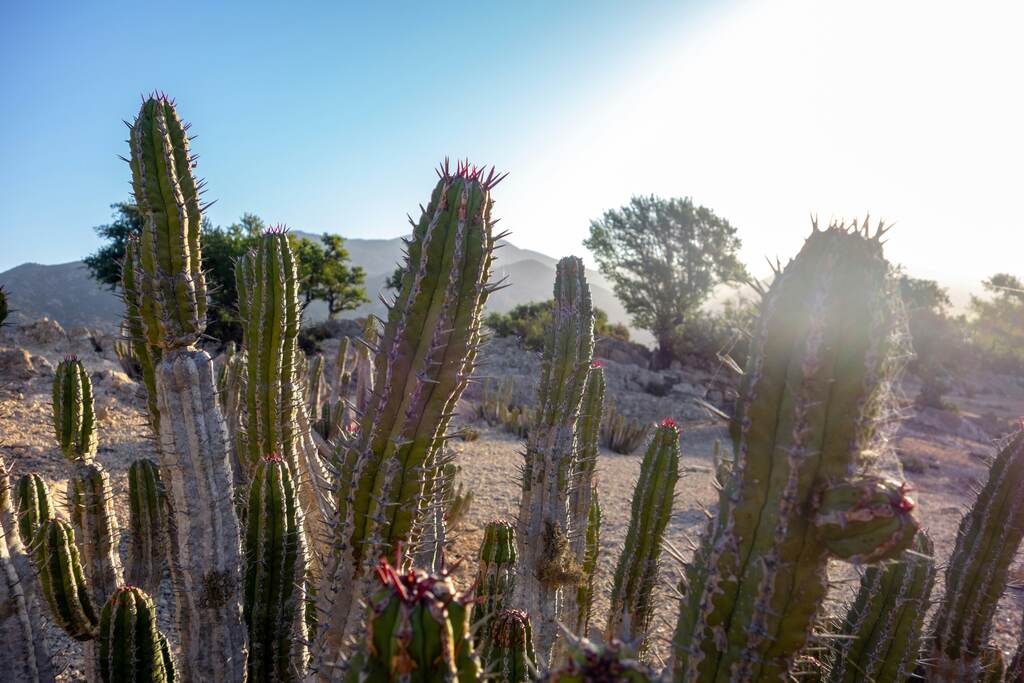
[3,329,1024,679]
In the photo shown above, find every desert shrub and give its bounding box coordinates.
[485,300,628,350]
[670,296,758,370]
[968,273,1024,371]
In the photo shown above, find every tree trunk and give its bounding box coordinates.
[654,333,674,370]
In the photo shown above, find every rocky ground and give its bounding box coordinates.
[3,317,1024,679]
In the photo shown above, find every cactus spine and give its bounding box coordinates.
[672,222,917,681]
[928,428,1024,680]
[515,256,595,665]
[472,520,518,643]
[15,472,53,546]
[314,162,500,674]
[244,454,307,682]
[69,461,124,607]
[129,94,247,682]
[125,458,167,596]
[99,585,174,683]
[826,531,935,683]
[35,518,99,640]
[53,356,97,462]
[482,609,536,683]
[605,418,680,650]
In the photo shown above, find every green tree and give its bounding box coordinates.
[484,299,629,351]
[970,273,1024,369]
[202,213,264,343]
[897,273,962,409]
[83,203,144,289]
[584,195,747,368]
[385,266,404,291]
[316,233,368,319]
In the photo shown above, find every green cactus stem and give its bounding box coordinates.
[15,472,53,546]
[121,236,161,435]
[672,221,912,681]
[545,636,659,683]
[53,356,97,462]
[0,460,56,683]
[605,418,680,651]
[35,518,99,640]
[481,609,536,683]
[348,559,481,682]
[576,493,601,639]
[125,459,167,597]
[601,402,650,455]
[244,454,308,682]
[99,585,174,683]
[353,317,377,417]
[812,477,919,564]
[330,335,352,408]
[826,531,936,683]
[314,161,500,675]
[69,461,124,607]
[307,353,326,421]
[515,255,595,665]
[129,94,247,682]
[928,427,1024,681]
[471,520,518,646]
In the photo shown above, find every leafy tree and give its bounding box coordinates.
[897,273,963,409]
[484,299,629,351]
[970,273,1024,369]
[83,203,144,289]
[385,266,404,291]
[315,234,368,319]
[584,195,747,368]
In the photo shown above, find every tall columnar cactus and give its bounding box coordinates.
[826,531,936,683]
[928,427,1024,681]
[565,363,604,635]
[672,222,918,681]
[125,458,167,596]
[68,461,124,607]
[545,636,659,683]
[15,472,53,546]
[129,94,247,682]
[53,357,97,462]
[605,418,680,650]
[121,237,161,435]
[354,316,376,416]
[99,585,175,683]
[314,162,501,674]
[515,255,595,665]
[307,353,326,421]
[330,335,352,407]
[347,560,481,682]
[244,454,307,682]
[0,461,56,683]
[34,518,99,640]
[472,520,518,644]
[481,609,536,683]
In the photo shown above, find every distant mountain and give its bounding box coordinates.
[0,234,635,338]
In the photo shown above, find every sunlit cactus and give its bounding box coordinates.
[121,237,161,434]
[471,520,518,644]
[672,221,914,681]
[15,472,53,546]
[53,356,97,462]
[481,609,536,683]
[125,458,167,596]
[812,476,919,564]
[69,461,124,608]
[34,518,99,641]
[354,316,376,417]
[605,418,680,651]
[515,255,595,665]
[99,585,175,683]
[826,531,936,683]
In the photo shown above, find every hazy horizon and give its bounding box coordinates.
[3,0,1020,302]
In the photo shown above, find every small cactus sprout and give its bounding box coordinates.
[605,418,680,650]
[126,459,167,596]
[99,585,174,683]
[53,356,97,462]
[34,518,99,640]
[351,559,482,682]
[928,427,1024,681]
[481,609,536,683]
[826,531,936,683]
[471,520,518,644]
[545,636,659,683]
[15,472,53,546]
[243,453,307,682]
[812,477,920,563]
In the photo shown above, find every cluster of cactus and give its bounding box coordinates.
[601,402,651,455]
[476,378,534,438]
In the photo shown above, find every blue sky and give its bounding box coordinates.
[3,1,1023,304]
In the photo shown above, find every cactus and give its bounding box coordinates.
[68,461,124,607]
[353,316,376,416]
[927,427,1024,680]
[605,418,680,651]
[99,585,175,683]
[330,335,352,407]
[0,460,56,683]
[576,494,601,638]
[481,609,536,683]
[672,221,917,681]
[545,636,659,683]
[812,477,919,564]
[307,353,326,421]
[979,648,1006,683]
[348,559,481,682]
[826,531,936,683]
[515,255,595,665]
[601,403,650,455]
[472,520,518,644]
[244,454,308,682]
[121,237,161,435]
[129,93,247,681]
[53,356,98,462]
[15,472,53,546]
[35,518,99,640]
[314,161,501,673]
[125,459,167,596]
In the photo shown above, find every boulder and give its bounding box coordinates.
[0,347,36,380]
[17,317,66,345]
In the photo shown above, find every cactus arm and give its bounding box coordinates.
[53,357,98,462]
[126,459,168,597]
[69,461,124,607]
[99,586,173,683]
[471,520,518,647]
[122,238,162,435]
[481,609,536,683]
[15,473,53,546]
[35,519,99,641]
